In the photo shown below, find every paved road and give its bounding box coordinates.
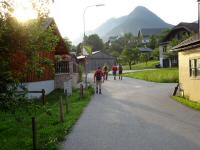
[61,77,200,150]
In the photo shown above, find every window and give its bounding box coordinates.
[163,46,167,53]
[189,58,200,78]
[73,63,78,73]
[55,61,69,74]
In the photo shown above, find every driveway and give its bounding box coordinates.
[61,76,200,150]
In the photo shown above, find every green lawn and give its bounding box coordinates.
[172,96,200,111]
[123,68,179,83]
[123,60,159,70]
[0,87,94,150]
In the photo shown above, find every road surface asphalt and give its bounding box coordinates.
[61,76,200,150]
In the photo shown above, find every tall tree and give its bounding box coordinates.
[85,34,104,52]
[148,35,158,49]
[140,53,149,64]
[0,0,59,110]
[121,47,140,70]
[152,48,159,60]
[64,37,72,50]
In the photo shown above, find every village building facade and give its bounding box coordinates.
[173,34,200,102]
[85,51,116,72]
[13,18,79,98]
[172,0,200,101]
[160,23,198,68]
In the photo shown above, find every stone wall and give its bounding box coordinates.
[55,73,71,89]
[72,73,79,87]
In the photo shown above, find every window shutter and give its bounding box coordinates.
[194,59,197,77]
[189,59,192,77]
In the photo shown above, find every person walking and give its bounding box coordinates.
[112,64,117,80]
[103,65,109,81]
[118,64,123,80]
[94,67,104,94]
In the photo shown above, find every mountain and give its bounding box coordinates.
[91,6,173,41]
[88,16,127,37]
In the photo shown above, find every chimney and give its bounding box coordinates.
[198,0,200,37]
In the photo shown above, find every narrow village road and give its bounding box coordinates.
[61,77,200,150]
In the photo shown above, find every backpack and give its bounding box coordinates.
[96,71,102,81]
[119,65,123,71]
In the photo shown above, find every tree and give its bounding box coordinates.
[152,48,159,60]
[121,49,133,70]
[158,29,171,43]
[85,34,104,52]
[64,37,72,50]
[165,34,190,62]
[121,47,140,70]
[149,35,158,49]
[0,0,59,110]
[76,43,82,56]
[140,53,149,64]
[132,48,140,64]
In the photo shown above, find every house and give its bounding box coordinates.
[138,28,167,45]
[172,0,200,102]
[173,34,200,101]
[160,22,198,68]
[85,51,116,72]
[12,18,77,98]
[139,47,152,53]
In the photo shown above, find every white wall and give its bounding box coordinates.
[21,80,54,99]
[64,79,72,96]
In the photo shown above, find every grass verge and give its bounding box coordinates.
[123,68,179,83]
[0,86,94,150]
[172,96,200,111]
[123,60,159,70]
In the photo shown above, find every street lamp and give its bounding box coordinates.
[83,4,105,39]
[83,4,105,88]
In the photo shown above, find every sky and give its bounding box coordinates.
[12,0,199,44]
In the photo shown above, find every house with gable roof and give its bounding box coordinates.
[86,51,116,72]
[160,22,198,68]
[172,0,200,102]
[12,18,79,98]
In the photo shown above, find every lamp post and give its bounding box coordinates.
[83,4,105,88]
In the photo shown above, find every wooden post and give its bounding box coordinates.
[66,96,69,114]
[60,96,64,123]
[80,84,83,99]
[173,84,179,96]
[65,90,69,114]
[32,117,37,150]
[42,89,45,105]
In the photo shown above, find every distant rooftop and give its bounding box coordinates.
[174,22,198,33]
[139,47,152,52]
[92,51,100,55]
[172,34,200,51]
[162,22,198,43]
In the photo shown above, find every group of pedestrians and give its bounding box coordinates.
[94,64,123,94]
[112,64,123,80]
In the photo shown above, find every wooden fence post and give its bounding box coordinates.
[80,84,83,99]
[66,96,69,114]
[60,96,64,123]
[173,84,179,96]
[65,90,69,114]
[42,89,45,105]
[32,117,37,150]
